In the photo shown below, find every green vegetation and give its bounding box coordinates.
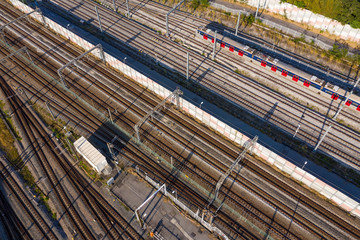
[0,102,57,220]
[292,34,306,44]
[120,201,130,211]
[20,166,35,185]
[33,104,80,152]
[190,0,209,10]
[280,0,360,28]
[0,101,21,141]
[0,101,21,166]
[79,160,98,179]
[256,18,263,25]
[328,44,348,59]
[39,194,57,220]
[243,14,255,25]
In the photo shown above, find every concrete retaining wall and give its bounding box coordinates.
[9,0,360,218]
[247,0,360,43]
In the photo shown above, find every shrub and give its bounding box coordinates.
[190,0,209,10]
[20,166,35,186]
[328,44,348,59]
[246,14,255,25]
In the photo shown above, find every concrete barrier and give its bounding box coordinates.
[9,0,360,218]
[247,0,360,43]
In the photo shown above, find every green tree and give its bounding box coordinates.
[328,44,348,59]
[246,14,255,25]
[190,0,209,10]
[282,0,360,28]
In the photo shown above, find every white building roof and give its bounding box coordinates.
[74,136,108,172]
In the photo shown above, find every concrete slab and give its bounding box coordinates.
[267,156,276,165]
[311,182,325,192]
[293,167,306,176]
[291,171,303,181]
[331,196,344,205]
[300,177,313,187]
[352,207,360,217]
[340,203,353,212]
[303,173,316,182]
[323,185,337,195]
[343,198,359,209]
[320,189,334,199]
[261,147,271,158]
[282,165,294,175]
[334,191,349,202]
[112,173,212,240]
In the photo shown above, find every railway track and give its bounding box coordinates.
[0,3,360,238]
[107,0,356,84]
[0,153,58,240]
[65,0,360,129]
[0,16,294,238]
[92,0,360,131]
[0,41,143,240]
[41,0,360,168]
[0,72,98,240]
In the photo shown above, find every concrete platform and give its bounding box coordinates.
[111,173,211,240]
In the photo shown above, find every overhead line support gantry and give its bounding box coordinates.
[134,87,182,141]
[57,44,105,87]
[208,136,258,210]
[0,8,45,33]
[166,0,186,37]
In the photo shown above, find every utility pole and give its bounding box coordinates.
[293,110,305,138]
[108,108,113,122]
[208,136,258,209]
[166,0,185,37]
[235,11,241,36]
[95,6,103,32]
[314,125,332,151]
[113,0,116,11]
[314,76,359,151]
[186,52,189,80]
[45,102,55,120]
[255,0,261,18]
[212,30,217,60]
[126,0,130,17]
